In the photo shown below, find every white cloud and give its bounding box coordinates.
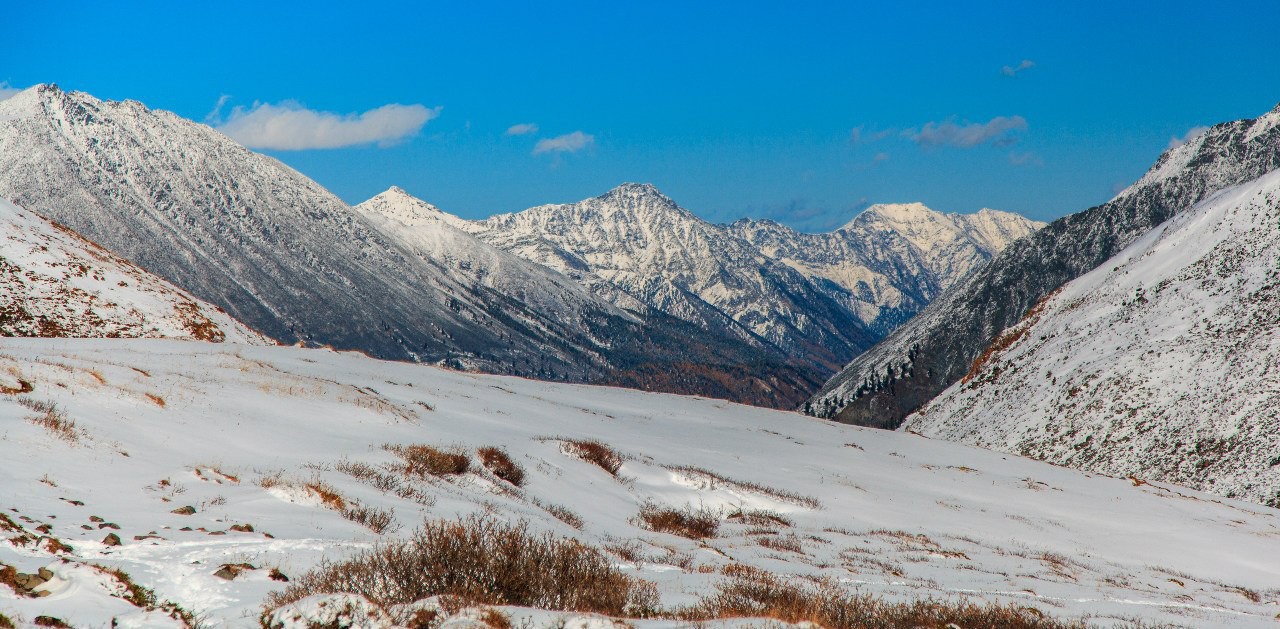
[1167,125,1209,150]
[215,101,440,150]
[533,131,595,155]
[873,152,890,163]
[904,115,1028,148]
[849,125,895,145]
[1001,59,1036,77]
[505,123,539,136]
[0,82,24,101]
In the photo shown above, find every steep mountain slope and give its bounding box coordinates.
[0,84,673,382]
[809,102,1280,425]
[904,169,1280,506]
[0,197,262,343]
[729,204,1042,335]
[1,339,1277,626]
[466,183,878,371]
[357,186,826,408]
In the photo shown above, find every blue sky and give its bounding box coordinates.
[4,1,1279,230]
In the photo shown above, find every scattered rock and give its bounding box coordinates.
[269,567,289,582]
[178,526,193,531]
[35,524,52,534]
[37,568,52,580]
[229,523,254,533]
[213,563,255,580]
[80,524,93,530]
[171,506,196,515]
[207,530,226,536]
[89,515,104,522]
[98,522,120,530]
[102,533,122,546]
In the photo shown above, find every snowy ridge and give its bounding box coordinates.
[905,169,1280,506]
[0,85,686,383]
[730,204,1041,335]
[0,197,263,343]
[809,100,1280,424]
[467,184,1039,370]
[0,339,1277,626]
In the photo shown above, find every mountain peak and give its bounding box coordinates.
[357,186,473,231]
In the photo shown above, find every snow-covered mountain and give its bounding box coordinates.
[729,204,1042,335]
[465,183,875,371]
[462,185,1039,373]
[0,85,802,394]
[904,168,1280,506]
[809,101,1280,425]
[354,186,825,408]
[0,197,263,343]
[1,339,1277,626]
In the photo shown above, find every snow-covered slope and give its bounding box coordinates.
[0,197,263,343]
[810,101,1280,425]
[904,169,1280,506]
[729,204,1042,334]
[1,339,1278,627]
[0,84,637,380]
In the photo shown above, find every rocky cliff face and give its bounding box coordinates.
[808,102,1280,426]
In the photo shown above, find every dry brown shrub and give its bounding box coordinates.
[563,439,623,475]
[145,393,166,407]
[342,502,397,534]
[477,447,525,487]
[263,516,659,619]
[17,398,78,443]
[478,608,512,629]
[637,504,719,539]
[305,481,346,511]
[757,534,804,554]
[685,564,1080,628]
[727,509,792,528]
[386,444,471,477]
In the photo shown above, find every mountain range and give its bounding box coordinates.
[0,84,1040,407]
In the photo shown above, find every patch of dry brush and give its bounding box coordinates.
[477,447,525,487]
[637,504,719,539]
[386,443,470,478]
[264,516,658,620]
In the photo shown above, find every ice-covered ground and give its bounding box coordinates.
[0,339,1276,626]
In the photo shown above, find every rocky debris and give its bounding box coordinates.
[102,533,121,546]
[170,505,196,515]
[213,563,255,580]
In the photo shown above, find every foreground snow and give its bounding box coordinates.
[0,339,1276,626]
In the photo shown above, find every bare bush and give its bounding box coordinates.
[685,564,1079,628]
[342,502,398,534]
[727,509,792,528]
[637,504,719,539]
[263,516,659,619]
[562,439,623,476]
[386,444,470,477]
[17,398,78,443]
[477,447,525,487]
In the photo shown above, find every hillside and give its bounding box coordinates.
[809,101,1280,425]
[0,339,1276,626]
[903,169,1280,506]
[0,197,262,343]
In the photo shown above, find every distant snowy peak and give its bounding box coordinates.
[847,203,1043,255]
[0,197,265,343]
[358,186,474,231]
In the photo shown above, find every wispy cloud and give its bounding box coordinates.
[1008,150,1044,167]
[0,82,24,101]
[904,115,1028,148]
[505,123,539,136]
[849,125,895,145]
[1167,125,1209,150]
[204,94,232,124]
[1001,59,1036,77]
[533,130,595,155]
[214,101,440,150]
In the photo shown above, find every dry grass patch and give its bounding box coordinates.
[559,439,624,476]
[342,502,397,534]
[17,398,79,443]
[305,480,346,511]
[91,564,197,627]
[684,564,1080,628]
[477,447,525,487]
[637,504,719,539]
[757,534,805,554]
[727,509,792,528]
[666,465,821,509]
[386,443,471,478]
[263,515,659,621]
